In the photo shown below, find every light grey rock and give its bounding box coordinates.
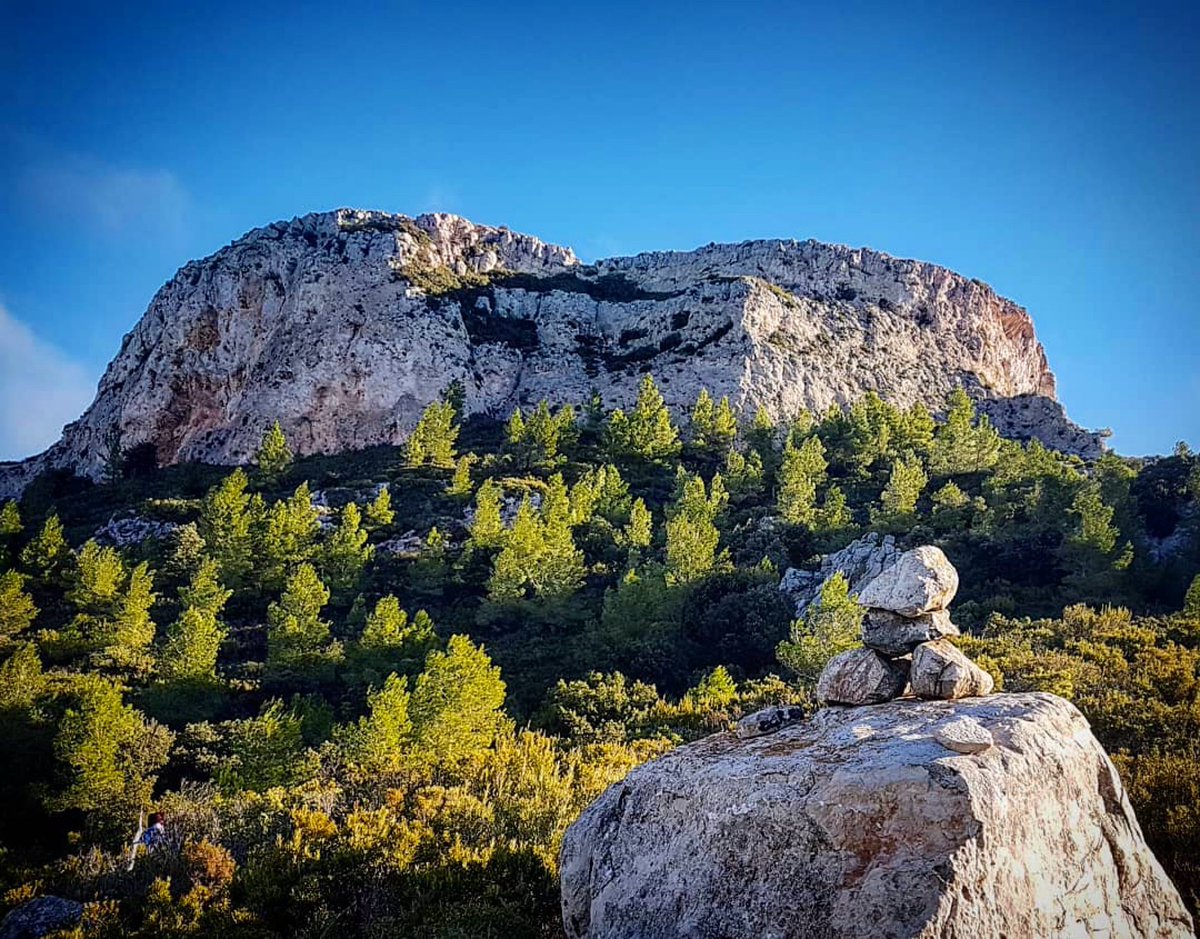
[779,532,902,617]
[0,209,1104,498]
[816,648,909,706]
[857,545,959,616]
[0,897,84,939]
[934,716,994,753]
[862,607,959,656]
[94,515,178,548]
[560,693,1194,939]
[735,705,807,739]
[910,639,995,699]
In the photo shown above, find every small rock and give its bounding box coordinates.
[910,640,995,700]
[935,716,994,753]
[857,545,959,616]
[0,896,84,939]
[816,648,909,706]
[861,607,959,656]
[735,705,806,739]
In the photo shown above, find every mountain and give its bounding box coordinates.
[1,209,1107,495]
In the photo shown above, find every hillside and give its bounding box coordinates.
[0,210,1107,498]
[0,379,1197,935]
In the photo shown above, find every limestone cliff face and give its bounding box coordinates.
[1,209,1105,492]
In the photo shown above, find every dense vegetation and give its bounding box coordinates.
[1,378,1197,936]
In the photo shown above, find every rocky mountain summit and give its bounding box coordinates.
[560,549,1195,938]
[1,209,1107,495]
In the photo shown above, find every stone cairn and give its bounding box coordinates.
[740,546,996,750]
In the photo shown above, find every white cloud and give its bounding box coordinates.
[17,151,190,239]
[0,304,96,461]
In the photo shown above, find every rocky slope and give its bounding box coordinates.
[560,693,1194,939]
[1,209,1107,494]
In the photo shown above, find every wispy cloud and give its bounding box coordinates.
[0,303,96,462]
[14,145,190,240]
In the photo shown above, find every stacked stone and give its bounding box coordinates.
[816,546,994,707]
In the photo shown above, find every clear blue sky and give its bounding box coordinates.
[1,0,1196,459]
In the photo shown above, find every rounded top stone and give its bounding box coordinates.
[857,545,959,616]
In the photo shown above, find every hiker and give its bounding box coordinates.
[140,813,166,852]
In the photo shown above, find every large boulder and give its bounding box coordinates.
[816,648,909,706]
[857,546,959,616]
[910,639,995,699]
[0,897,83,939]
[560,693,1194,939]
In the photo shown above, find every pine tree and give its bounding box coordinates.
[777,572,863,683]
[255,421,293,481]
[409,635,506,767]
[47,675,173,833]
[338,673,413,772]
[468,479,506,550]
[349,596,436,688]
[0,500,21,566]
[160,559,231,684]
[445,454,477,497]
[746,406,778,463]
[21,515,71,587]
[0,569,38,637]
[0,642,45,710]
[259,483,320,590]
[689,390,738,455]
[365,484,395,529]
[606,374,681,462]
[817,485,852,533]
[689,665,737,708]
[929,389,1001,475]
[266,564,335,679]
[199,470,256,587]
[1068,483,1119,555]
[874,455,928,524]
[487,492,585,601]
[777,436,828,525]
[623,498,653,550]
[105,562,157,674]
[406,400,459,468]
[321,502,374,592]
[665,473,729,583]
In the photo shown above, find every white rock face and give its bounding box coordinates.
[857,546,960,616]
[0,209,1107,495]
[560,693,1195,939]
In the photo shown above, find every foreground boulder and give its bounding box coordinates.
[857,545,959,616]
[816,648,909,705]
[0,897,83,939]
[560,693,1194,939]
[910,639,995,699]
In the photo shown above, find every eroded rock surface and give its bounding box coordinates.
[910,639,995,700]
[0,209,1105,497]
[861,608,959,656]
[816,648,910,706]
[560,693,1194,939]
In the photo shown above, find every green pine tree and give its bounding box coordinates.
[0,569,38,638]
[777,572,863,683]
[928,389,1001,475]
[338,673,413,772]
[321,502,374,593]
[409,635,506,767]
[160,558,231,684]
[468,479,506,551]
[199,470,257,587]
[406,400,459,468]
[606,374,681,462]
[665,473,729,584]
[365,484,395,530]
[266,564,338,682]
[873,455,928,525]
[21,514,72,587]
[777,436,828,525]
[255,421,293,481]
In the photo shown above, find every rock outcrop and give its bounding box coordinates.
[1,209,1106,496]
[779,533,902,617]
[560,693,1195,939]
[0,897,83,939]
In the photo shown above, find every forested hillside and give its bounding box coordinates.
[1,377,1197,936]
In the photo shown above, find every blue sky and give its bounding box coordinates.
[1,0,1196,459]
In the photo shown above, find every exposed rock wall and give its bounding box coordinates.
[1,209,1106,495]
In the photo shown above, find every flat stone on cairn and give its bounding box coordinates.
[861,608,959,656]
